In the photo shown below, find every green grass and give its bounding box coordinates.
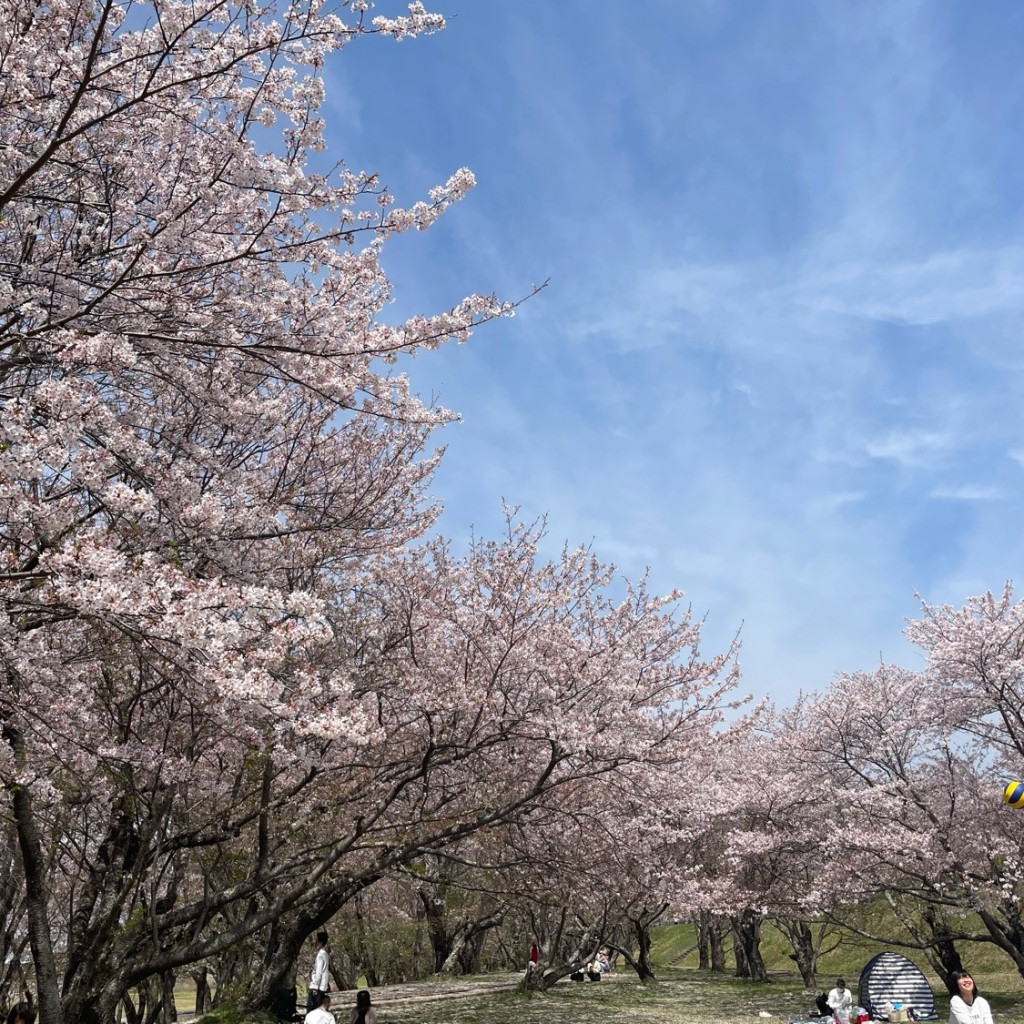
[640,912,1024,1024]
[194,963,1024,1024]
[187,903,1024,1023]
[191,1005,250,1024]
[651,921,699,965]
[650,908,1024,984]
[372,970,1024,1024]
[375,973,798,1024]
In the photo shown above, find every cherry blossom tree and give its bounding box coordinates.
[715,713,849,987]
[485,720,749,989]
[765,646,1024,990]
[903,586,1024,982]
[0,0,747,1017]
[598,740,752,984]
[0,0,515,1015]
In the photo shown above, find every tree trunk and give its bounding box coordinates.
[518,924,597,993]
[782,919,818,988]
[0,824,29,1011]
[158,971,177,1024]
[734,930,749,978]
[439,912,503,976]
[191,968,210,1016]
[922,904,965,993]
[244,914,323,1014]
[732,909,769,983]
[457,928,488,975]
[329,951,356,992]
[708,917,727,973]
[418,891,452,974]
[972,907,1024,982]
[622,903,667,983]
[697,913,710,971]
[5,723,65,1024]
[140,975,164,1024]
[120,990,142,1024]
[520,960,582,992]
[439,930,469,975]
[243,876,379,1013]
[610,933,656,983]
[633,919,657,982]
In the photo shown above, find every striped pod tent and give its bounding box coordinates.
[858,952,935,1021]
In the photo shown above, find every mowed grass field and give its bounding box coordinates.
[314,966,1024,1024]
[195,912,1024,1024]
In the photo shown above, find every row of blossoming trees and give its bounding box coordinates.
[258,596,1024,1001]
[700,589,1024,995]
[0,0,747,1020]
[4,0,1024,1021]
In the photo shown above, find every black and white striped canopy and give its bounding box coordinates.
[858,951,935,1021]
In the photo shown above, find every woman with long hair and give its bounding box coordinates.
[348,989,378,1024]
[949,971,993,1024]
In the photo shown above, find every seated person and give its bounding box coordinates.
[949,970,991,1024]
[828,979,853,1023]
[304,992,335,1024]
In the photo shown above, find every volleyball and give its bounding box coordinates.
[1004,781,1024,808]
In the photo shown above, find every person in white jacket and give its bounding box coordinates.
[306,931,331,1012]
[949,971,993,1024]
[828,979,853,1022]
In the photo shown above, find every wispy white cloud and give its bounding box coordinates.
[865,430,954,468]
[788,246,1024,327]
[929,485,1003,502]
[336,0,1024,700]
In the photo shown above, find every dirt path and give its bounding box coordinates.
[180,977,523,1021]
[364,973,522,1006]
[178,971,628,1020]
[312,970,629,1009]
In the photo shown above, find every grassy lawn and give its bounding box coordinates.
[191,910,1024,1024]
[375,971,802,1024]
[362,969,1024,1024]
[188,963,1024,1024]
[323,966,1024,1024]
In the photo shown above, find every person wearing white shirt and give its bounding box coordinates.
[305,992,335,1024]
[828,978,853,1022]
[949,971,993,1024]
[306,931,331,1012]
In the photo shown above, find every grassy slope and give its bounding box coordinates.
[649,907,1024,1016]
[650,912,1021,981]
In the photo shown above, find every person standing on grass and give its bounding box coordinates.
[949,971,993,1024]
[348,990,378,1024]
[304,992,335,1024]
[306,931,331,1012]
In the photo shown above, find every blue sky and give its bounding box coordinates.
[323,1,1024,702]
